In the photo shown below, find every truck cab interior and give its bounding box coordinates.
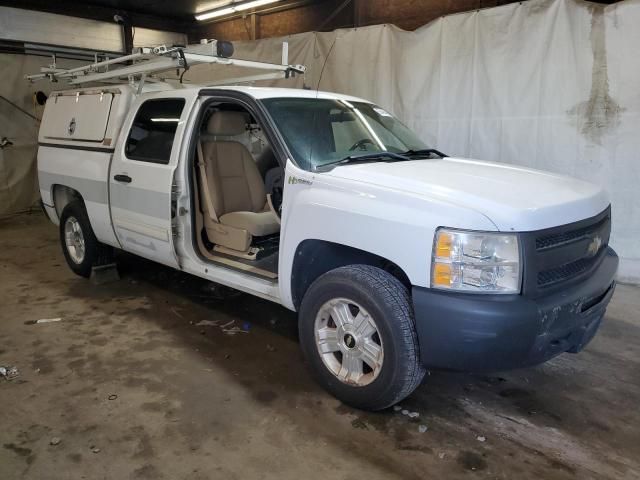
[192,102,283,279]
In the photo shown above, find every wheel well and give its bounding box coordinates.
[291,239,412,309]
[52,185,83,219]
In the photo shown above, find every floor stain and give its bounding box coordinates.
[456,450,488,471]
[255,390,278,404]
[3,443,32,457]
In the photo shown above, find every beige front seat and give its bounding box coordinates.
[198,111,280,252]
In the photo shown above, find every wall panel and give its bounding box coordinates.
[0,6,124,52]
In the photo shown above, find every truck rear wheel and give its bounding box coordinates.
[59,201,113,278]
[299,265,425,411]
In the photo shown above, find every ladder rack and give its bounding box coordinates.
[25,41,306,88]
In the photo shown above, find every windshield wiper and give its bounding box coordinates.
[402,148,448,158]
[315,152,410,171]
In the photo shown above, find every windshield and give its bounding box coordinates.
[261,97,430,171]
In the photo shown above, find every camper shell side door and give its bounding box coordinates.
[109,89,198,268]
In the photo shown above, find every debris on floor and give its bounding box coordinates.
[195,319,249,336]
[0,365,19,380]
[399,409,420,418]
[195,320,219,327]
[50,437,61,446]
[223,326,249,336]
[477,435,486,442]
[25,317,62,325]
[418,425,428,433]
[36,317,62,324]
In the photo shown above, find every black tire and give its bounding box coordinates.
[299,265,426,411]
[59,200,114,278]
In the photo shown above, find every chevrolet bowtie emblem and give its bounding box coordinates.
[587,236,603,257]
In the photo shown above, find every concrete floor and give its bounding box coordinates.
[1,213,639,480]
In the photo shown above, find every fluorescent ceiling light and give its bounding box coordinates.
[236,0,281,11]
[196,0,234,12]
[196,7,235,20]
[151,118,181,122]
[195,0,282,21]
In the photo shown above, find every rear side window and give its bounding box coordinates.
[125,98,185,165]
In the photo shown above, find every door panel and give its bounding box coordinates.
[109,96,188,268]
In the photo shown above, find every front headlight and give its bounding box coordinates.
[431,228,521,294]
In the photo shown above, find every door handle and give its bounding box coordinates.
[114,174,132,183]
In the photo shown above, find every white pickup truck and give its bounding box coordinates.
[37,81,618,410]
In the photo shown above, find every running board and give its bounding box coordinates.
[213,244,260,260]
[208,254,278,280]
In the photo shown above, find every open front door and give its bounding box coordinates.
[109,95,187,268]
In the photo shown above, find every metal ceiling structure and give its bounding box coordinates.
[0,0,325,30]
[0,0,624,43]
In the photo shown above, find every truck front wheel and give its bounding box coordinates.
[299,265,426,410]
[59,201,113,278]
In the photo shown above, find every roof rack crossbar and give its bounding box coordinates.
[25,42,306,87]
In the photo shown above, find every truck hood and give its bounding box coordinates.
[328,157,609,231]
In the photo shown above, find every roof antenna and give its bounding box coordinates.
[305,34,338,170]
[315,34,337,98]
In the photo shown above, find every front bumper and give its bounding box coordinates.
[412,247,618,372]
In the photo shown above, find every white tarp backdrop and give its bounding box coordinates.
[0,55,86,216]
[2,0,638,280]
[188,0,640,281]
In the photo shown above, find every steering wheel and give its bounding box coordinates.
[349,138,375,151]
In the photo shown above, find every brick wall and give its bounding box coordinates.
[355,0,515,31]
[194,0,525,41]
